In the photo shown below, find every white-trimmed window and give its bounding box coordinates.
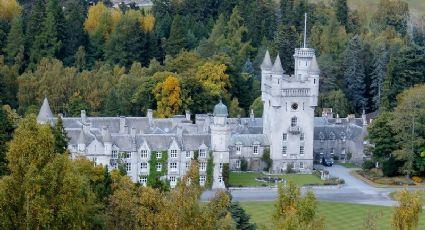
[253,145,258,154]
[199,175,206,186]
[219,163,223,172]
[156,162,162,172]
[185,162,190,169]
[139,177,147,186]
[126,162,131,171]
[170,162,178,172]
[186,151,191,158]
[123,152,131,159]
[200,162,206,171]
[140,162,148,171]
[112,150,118,159]
[170,176,177,187]
[199,149,206,158]
[300,146,304,155]
[140,150,148,159]
[291,117,297,127]
[300,133,304,141]
[236,145,241,154]
[236,160,241,169]
[282,146,287,155]
[218,176,223,183]
[156,152,162,159]
[282,133,287,141]
[170,149,178,158]
[299,162,304,169]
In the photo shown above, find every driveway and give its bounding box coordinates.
[201,165,416,206]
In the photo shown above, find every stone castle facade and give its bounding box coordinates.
[37,46,368,189]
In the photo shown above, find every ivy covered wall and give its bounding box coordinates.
[147,150,169,191]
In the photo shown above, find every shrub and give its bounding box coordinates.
[286,163,295,174]
[382,157,403,177]
[412,176,423,183]
[362,160,375,170]
[241,158,248,171]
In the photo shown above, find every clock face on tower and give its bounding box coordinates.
[291,103,298,111]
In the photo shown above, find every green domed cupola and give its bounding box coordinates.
[213,99,228,117]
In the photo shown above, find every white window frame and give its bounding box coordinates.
[291,117,297,127]
[218,176,223,183]
[126,162,131,172]
[199,149,206,158]
[170,149,178,158]
[300,146,304,155]
[300,133,304,141]
[156,152,162,159]
[112,150,118,159]
[169,176,177,187]
[253,145,259,154]
[140,162,148,171]
[123,152,131,159]
[299,162,304,169]
[139,177,147,186]
[186,151,191,158]
[200,162,206,172]
[236,160,241,169]
[282,133,287,141]
[170,162,178,172]
[156,162,162,172]
[199,175,206,186]
[140,150,148,159]
[282,146,287,156]
[236,145,242,154]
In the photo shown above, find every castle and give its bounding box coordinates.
[37,45,368,189]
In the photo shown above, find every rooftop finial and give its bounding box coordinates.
[303,13,307,48]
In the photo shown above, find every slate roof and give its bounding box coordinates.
[260,50,273,70]
[230,134,269,146]
[271,55,284,73]
[37,97,54,123]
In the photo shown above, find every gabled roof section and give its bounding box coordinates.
[271,55,284,74]
[308,55,320,74]
[260,50,273,70]
[37,97,54,123]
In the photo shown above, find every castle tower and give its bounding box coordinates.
[261,13,319,173]
[210,100,230,189]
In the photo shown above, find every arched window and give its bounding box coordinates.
[291,117,297,127]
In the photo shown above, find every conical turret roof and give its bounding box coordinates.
[260,50,273,70]
[37,97,54,123]
[272,55,284,74]
[308,55,320,74]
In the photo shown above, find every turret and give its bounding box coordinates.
[271,55,283,99]
[37,97,54,124]
[261,50,273,93]
[213,99,228,125]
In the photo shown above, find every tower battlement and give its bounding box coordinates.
[294,48,315,57]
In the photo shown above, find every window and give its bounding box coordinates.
[186,151,191,158]
[219,163,223,172]
[170,176,177,187]
[200,162,206,171]
[282,133,287,141]
[282,146,287,155]
[112,150,118,159]
[236,160,241,169]
[170,149,178,158]
[300,146,304,155]
[236,145,241,154]
[156,162,162,172]
[123,152,131,159]
[140,162,148,170]
[300,162,304,169]
[140,150,148,159]
[199,176,206,186]
[300,133,304,141]
[319,132,325,143]
[253,146,258,154]
[156,152,162,159]
[199,149,206,158]
[170,162,178,172]
[291,103,298,110]
[139,177,147,186]
[92,158,97,166]
[126,162,131,172]
[291,117,297,127]
[185,162,190,169]
[218,176,223,183]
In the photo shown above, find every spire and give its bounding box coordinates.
[303,13,308,48]
[37,97,54,124]
[260,50,273,70]
[272,55,284,74]
[308,55,320,74]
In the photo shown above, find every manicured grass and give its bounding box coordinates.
[229,172,324,187]
[240,201,425,230]
[337,162,359,168]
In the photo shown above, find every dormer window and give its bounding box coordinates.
[140,150,148,159]
[291,117,297,127]
[112,150,118,159]
[170,149,178,158]
[253,145,259,154]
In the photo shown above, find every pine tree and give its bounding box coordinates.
[280,0,295,26]
[343,35,366,112]
[273,25,298,73]
[334,0,349,28]
[165,15,188,56]
[26,0,45,52]
[229,202,256,230]
[63,0,88,65]
[51,116,69,154]
[3,16,25,65]
[370,45,388,111]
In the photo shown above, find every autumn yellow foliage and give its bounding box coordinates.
[84,2,109,33]
[196,62,230,97]
[153,75,182,118]
[392,189,423,230]
[141,15,155,33]
[0,0,21,21]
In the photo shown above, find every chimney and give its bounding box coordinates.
[81,110,87,123]
[119,116,126,134]
[131,127,136,136]
[336,114,342,124]
[185,110,191,121]
[250,109,254,121]
[362,109,367,126]
[147,109,153,123]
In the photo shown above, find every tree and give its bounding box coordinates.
[250,97,263,117]
[165,15,188,56]
[367,112,397,162]
[0,57,19,108]
[343,35,366,112]
[51,116,69,154]
[371,0,409,36]
[319,89,350,117]
[3,16,25,65]
[273,181,324,230]
[370,44,388,111]
[229,98,245,117]
[196,62,230,98]
[0,105,15,176]
[273,25,298,73]
[334,0,348,28]
[228,202,256,230]
[0,0,21,22]
[153,75,182,118]
[390,84,425,176]
[392,189,423,230]
[25,0,45,55]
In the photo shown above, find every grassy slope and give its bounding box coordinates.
[229,172,324,187]
[240,201,425,230]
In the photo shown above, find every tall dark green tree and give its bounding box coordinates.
[280,0,295,26]
[344,35,366,112]
[51,116,69,154]
[0,105,14,176]
[3,16,25,66]
[229,202,256,230]
[273,25,298,73]
[25,0,45,53]
[367,112,397,162]
[63,0,88,65]
[334,0,349,28]
[165,15,188,56]
[370,44,388,111]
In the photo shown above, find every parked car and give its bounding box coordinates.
[321,157,334,167]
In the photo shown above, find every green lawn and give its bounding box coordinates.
[229,172,324,187]
[240,201,425,230]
